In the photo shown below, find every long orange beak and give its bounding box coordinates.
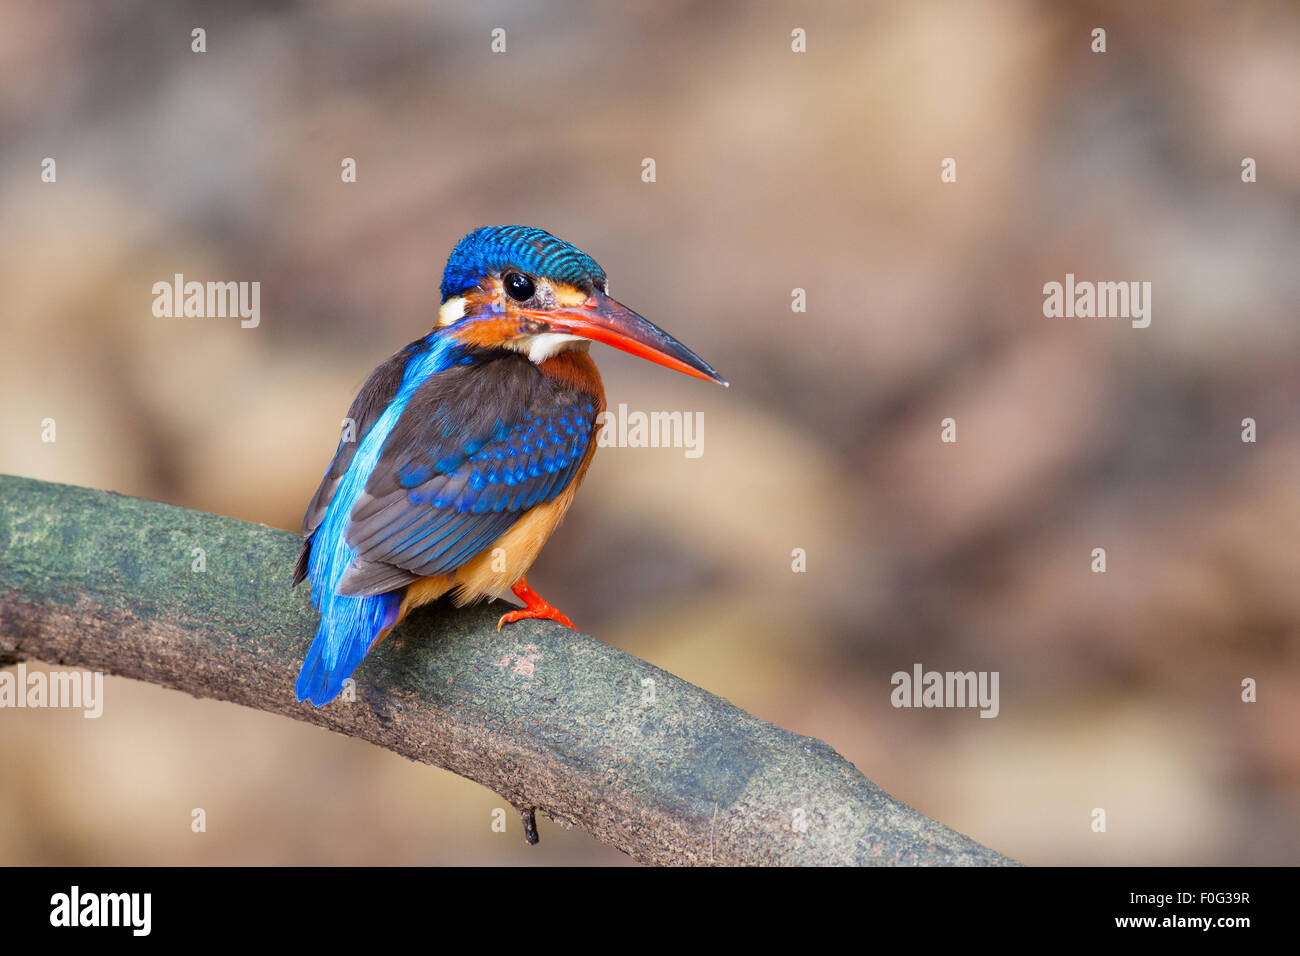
[536,292,728,387]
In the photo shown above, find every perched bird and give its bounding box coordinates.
[293,225,727,706]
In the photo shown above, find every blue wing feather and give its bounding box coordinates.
[338,353,597,593]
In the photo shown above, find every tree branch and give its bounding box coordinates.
[0,474,1014,865]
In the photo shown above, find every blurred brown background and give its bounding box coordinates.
[2,0,1298,864]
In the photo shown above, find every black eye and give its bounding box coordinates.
[504,272,535,302]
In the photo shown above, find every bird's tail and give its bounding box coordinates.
[295,591,400,706]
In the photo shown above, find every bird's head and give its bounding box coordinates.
[436,225,727,386]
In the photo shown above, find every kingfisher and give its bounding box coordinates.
[293,225,727,706]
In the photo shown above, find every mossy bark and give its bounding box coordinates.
[0,474,1014,866]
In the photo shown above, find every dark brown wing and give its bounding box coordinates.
[335,352,598,597]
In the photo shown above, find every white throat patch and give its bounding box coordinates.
[515,333,589,363]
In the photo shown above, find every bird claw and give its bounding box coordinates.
[497,576,577,631]
[496,605,575,631]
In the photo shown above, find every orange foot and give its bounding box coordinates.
[497,576,576,631]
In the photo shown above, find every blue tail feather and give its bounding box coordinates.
[295,591,400,706]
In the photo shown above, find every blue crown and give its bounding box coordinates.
[440,226,608,301]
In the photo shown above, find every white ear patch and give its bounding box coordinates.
[437,296,467,326]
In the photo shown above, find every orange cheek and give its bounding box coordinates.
[449,284,528,347]
[452,315,527,348]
